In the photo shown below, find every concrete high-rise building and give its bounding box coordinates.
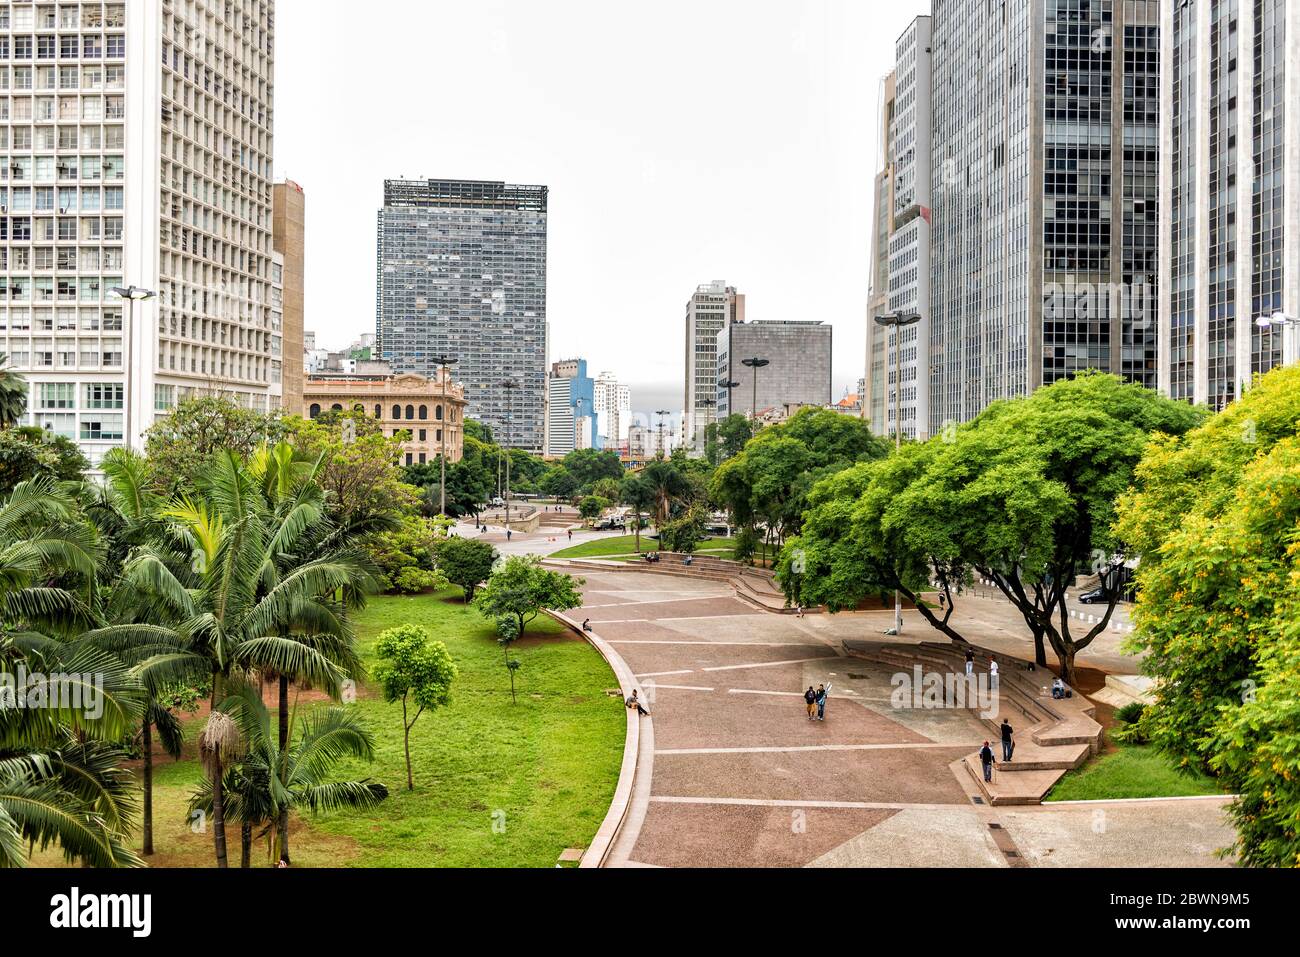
[684,280,744,450]
[865,69,896,436]
[544,357,596,457]
[1159,0,1300,410]
[884,17,932,440]
[928,0,1160,435]
[592,370,631,449]
[1,1,278,461]
[716,320,832,419]
[376,178,548,452]
[273,180,305,412]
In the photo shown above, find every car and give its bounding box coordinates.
[1077,588,1109,604]
[489,497,505,508]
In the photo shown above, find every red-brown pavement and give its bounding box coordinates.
[574,567,1238,869]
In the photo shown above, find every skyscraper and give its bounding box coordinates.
[683,280,743,451]
[592,370,631,450]
[928,0,1160,435]
[1159,0,1299,409]
[376,178,548,451]
[544,357,596,457]
[273,180,305,413]
[865,69,896,436]
[1,1,278,461]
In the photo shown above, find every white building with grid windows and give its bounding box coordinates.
[0,0,278,463]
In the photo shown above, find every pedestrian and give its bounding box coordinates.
[582,618,592,632]
[625,689,650,716]
[568,529,573,541]
[816,683,831,721]
[804,686,817,721]
[938,592,947,610]
[506,529,512,542]
[796,604,804,618]
[1000,719,1014,762]
[979,741,995,782]
[989,656,999,691]
[964,647,974,677]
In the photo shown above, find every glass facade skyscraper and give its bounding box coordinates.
[376,178,548,451]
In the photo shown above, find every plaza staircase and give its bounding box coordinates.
[551,553,799,613]
[842,638,1102,806]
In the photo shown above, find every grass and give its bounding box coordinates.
[1044,742,1223,802]
[553,533,736,560]
[35,588,624,869]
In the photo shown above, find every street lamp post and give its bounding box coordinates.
[111,285,156,449]
[873,311,922,635]
[431,354,458,517]
[1256,312,1300,366]
[741,357,770,420]
[655,409,670,458]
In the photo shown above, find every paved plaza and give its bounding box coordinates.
[571,567,1236,869]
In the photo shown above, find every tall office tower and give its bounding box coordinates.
[273,180,304,412]
[929,0,1160,435]
[886,17,932,440]
[544,357,596,457]
[683,280,743,449]
[0,1,277,461]
[865,70,896,435]
[715,320,833,420]
[592,370,631,449]
[1160,0,1299,409]
[376,178,548,452]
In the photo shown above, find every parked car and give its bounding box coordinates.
[1078,587,1109,604]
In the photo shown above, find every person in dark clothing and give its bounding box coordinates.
[626,689,650,716]
[1000,720,1014,762]
[582,618,592,632]
[815,683,831,721]
[804,686,817,721]
[979,741,995,782]
[964,648,975,677]
[568,529,573,541]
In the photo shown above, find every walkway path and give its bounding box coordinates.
[573,567,1235,868]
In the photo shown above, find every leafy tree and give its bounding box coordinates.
[436,536,497,601]
[365,513,448,593]
[640,458,693,527]
[619,473,656,554]
[144,395,286,496]
[463,418,494,444]
[562,448,623,492]
[494,616,522,704]
[190,682,388,867]
[578,494,611,521]
[1115,365,1300,864]
[715,414,756,461]
[590,477,623,502]
[539,465,579,502]
[658,506,707,554]
[0,352,28,428]
[474,555,584,637]
[0,427,89,494]
[373,624,457,790]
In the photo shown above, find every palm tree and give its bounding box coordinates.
[189,682,387,867]
[641,459,691,529]
[0,354,27,429]
[94,450,369,866]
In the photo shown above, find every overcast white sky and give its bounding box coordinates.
[275,0,924,417]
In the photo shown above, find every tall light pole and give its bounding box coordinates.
[874,311,921,635]
[111,285,156,449]
[655,409,670,458]
[741,357,770,420]
[1256,312,1300,366]
[431,354,458,516]
[501,379,520,534]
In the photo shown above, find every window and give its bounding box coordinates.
[405,404,414,420]
[81,415,124,441]
[38,382,75,409]
[418,405,427,420]
[84,383,123,409]
[308,403,321,418]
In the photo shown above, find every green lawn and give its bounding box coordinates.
[1044,743,1223,802]
[553,533,736,560]
[41,588,625,869]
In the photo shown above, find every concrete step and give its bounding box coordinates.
[963,755,1067,806]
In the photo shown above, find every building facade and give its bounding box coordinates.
[1,0,279,462]
[592,369,631,450]
[928,0,1160,435]
[273,179,303,412]
[716,320,833,419]
[865,69,896,436]
[375,178,547,452]
[544,357,596,457]
[304,368,466,467]
[1159,0,1299,409]
[683,280,744,451]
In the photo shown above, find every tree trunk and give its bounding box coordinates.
[212,759,228,868]
[277,674,290,866]
[402,697,414,791]
[240,821,251,868]
[142,719,154,856]
[1031,625,1048,667]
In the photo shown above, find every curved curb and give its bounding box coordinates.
[545,608,649,868]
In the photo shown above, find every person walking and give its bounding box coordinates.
[989,656,1000,691]
[815,683,831,721]
[964,648,975,677]
[979,741,995,783]
[1000,719,1014,762]
[568,528,573,541]
[506,529,512,542]
[804,686,817,721]
[625,689,650,716]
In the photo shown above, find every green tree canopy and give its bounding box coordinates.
[436,535,498,601]
[373,624,457,790]
[144,395,287,496]
[473,555,584,637]
[561,448,624,492]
